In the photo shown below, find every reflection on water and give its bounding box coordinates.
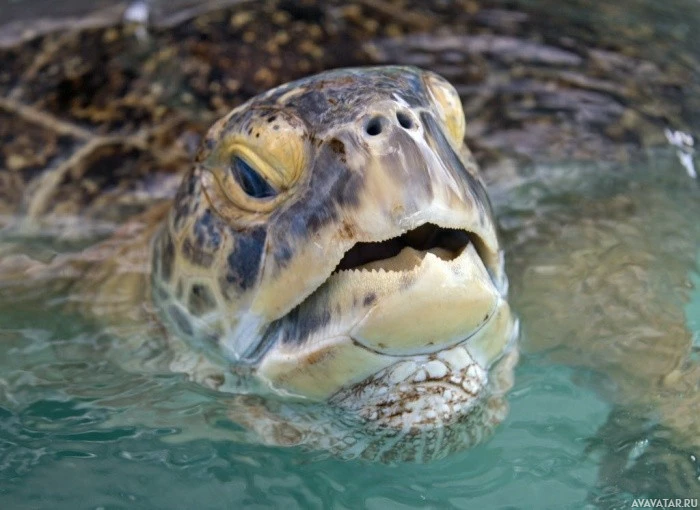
[1,0,700,506]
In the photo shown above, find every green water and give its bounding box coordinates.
[0,339,609,508]
[0,365,608,509]
[1,149,698,508]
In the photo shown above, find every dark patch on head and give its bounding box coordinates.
[239,327,278,363]
[160,232,175,282]
[168,304,193,336]
[273,142,362,247]
[328,138,346,163]
[193,209,222,250]
[273,240,294,269]
[339,220,355,240]
[279,307,332,346]
[182,238,215,268]
[305,348,333,366]
[267,115,277,123]
[254,305,333,356]
[329,138,345,155]
[293,90,329,119]
[188,284,217,316]
[222,226,267,295]
[200,136,216,157]
[172,169,200,232]
[363,292,377,307]
[193,204,223,249]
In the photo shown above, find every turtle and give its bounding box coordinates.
[1,65,520,462]
[0,0,698,484]
[2,64,698,472]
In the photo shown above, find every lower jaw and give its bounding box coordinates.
[336,345,520,462]
[257,292,517,405]
[233,342,519,463]
[332,322,520,433]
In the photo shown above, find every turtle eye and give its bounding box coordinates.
[230,156,277,199]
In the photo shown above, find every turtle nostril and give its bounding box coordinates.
[396,111,414,129]
[365,117,383,136]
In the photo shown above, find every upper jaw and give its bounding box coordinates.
[325,183,504,292]
[330,217,504,294]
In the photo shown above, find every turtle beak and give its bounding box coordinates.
[330,109,507,357]
[420,112,495,227]
[419,111,508,294]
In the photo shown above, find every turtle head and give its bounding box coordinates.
[152,67,517,457]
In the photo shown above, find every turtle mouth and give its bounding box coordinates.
[332,223,488,275]
[253,218,512,401]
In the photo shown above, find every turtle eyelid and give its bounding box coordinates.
[230,156,277,199]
